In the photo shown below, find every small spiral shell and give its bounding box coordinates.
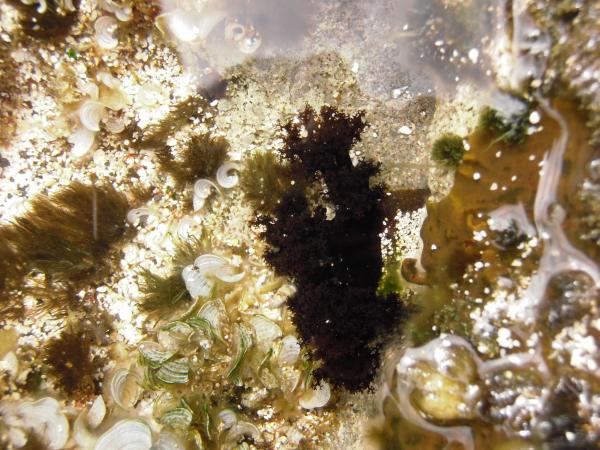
[100,0,132,22]
[192,179,220,211]
[216,162,241,189]
[225,21,245,42]
[299,381,331,409]
[104,115,126,134]
[238,29,262,54]
[68,126,96,158]
[95,16,119,49]
[78,100,105,132]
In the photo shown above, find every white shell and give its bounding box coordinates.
[37,0,47,13]
[225,421,260,444]
[68,126,96,158]
[250,315,282,349]
[74,409,97,449]
[299,381,331,409]
[114,6,132,22]
[94,419,152,450]
[87,395,106,429]
[0,351,18,376]
[79,100,106,132]
[97,71,121,90]
[80,82,100,100]
[278,335,301,365]
[194,254,228,274]
[109,368,141,409]
[104,116,126,133]
[174,216,196,239]
[225,21,245,42]
[136,83,165,107]
[192,179,220,211]
[16,398,69,449]
[95,16,119,49]
[194,254,244,283]
[127,207,159,225]
[100,0,132,22]
[182,265,213,298]
[216,162,241,189]
[198,300,226,335]
[238,32,262,54]
[155,429,185,450]
[217,409,237,430]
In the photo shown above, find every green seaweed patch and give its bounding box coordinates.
[478,93,534,147]
[431,134,465,167]
[7,0,80,41]
[137,235,212,315]
[136,96,211,149]
[377,260,403,297]
[139,269,190,313]
[154,134,229,187]
[0,180,131,313]
[10,181,130,283]
[43,323,105,401]
[239,152,294,215]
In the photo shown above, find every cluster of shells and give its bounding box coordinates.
[66,72,129,158]
[0,252,331,449]
[156,1,262,54]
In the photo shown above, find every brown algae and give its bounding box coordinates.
[379,98,600,449]
[1,0,599,448]
[0,180,132,314]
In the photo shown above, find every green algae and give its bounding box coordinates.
[0,180,132,314]
[431,134,465,167]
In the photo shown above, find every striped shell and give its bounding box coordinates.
[278,335,301,365]
[109,368,141,409]
[94,420,152,450]
[79,100,106,132]
[216,162,241,188]
[16,398,69,449]
[192,179,220,211]
[95,16,119,49]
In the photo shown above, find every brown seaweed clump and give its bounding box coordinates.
[43,323,105,401]
[252,106,404,390]
[7,0,80,41]
[154,134,229,187]
[0,180,131,313]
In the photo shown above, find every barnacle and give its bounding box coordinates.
[43,324,105,401]
[431,133,465,167]
[253,106,405,390]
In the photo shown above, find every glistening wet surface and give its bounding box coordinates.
[0,0,598,449]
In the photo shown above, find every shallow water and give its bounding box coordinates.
[0,0,598,449]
